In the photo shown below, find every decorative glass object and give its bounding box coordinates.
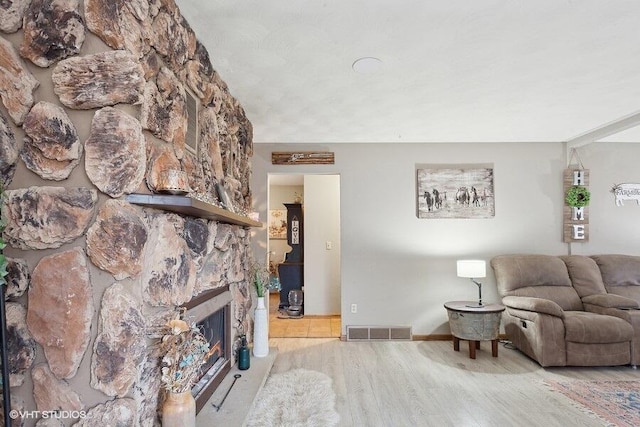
[238,335,250,370]
[288,289,303,307]
[287,290,304,317]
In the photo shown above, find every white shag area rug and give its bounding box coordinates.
[246,368,340,427]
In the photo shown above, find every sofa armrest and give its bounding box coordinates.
[502,296,564,318]
[582,294,640,309]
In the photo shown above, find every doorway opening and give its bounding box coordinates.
[267,174,341,338]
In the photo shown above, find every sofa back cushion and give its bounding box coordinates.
[491,254,583,311]
[591,255,640,302]
[560,255,607,297]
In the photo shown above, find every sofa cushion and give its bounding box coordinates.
[564,311,633,344]
[491,254,583,311]
[582,294,639,309]
[591,255,640,301]
[561,255,607,297]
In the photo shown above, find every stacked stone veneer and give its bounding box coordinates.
[0,1,255,426]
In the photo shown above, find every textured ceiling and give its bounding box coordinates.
[175,0,640,144]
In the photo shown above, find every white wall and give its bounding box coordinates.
[250,141,640,335]
[304,174,341,315]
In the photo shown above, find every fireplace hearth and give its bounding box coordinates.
[184,285,232,413]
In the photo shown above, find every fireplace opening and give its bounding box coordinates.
[184,285,232,413]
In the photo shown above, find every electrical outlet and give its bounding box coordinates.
[351,303,357,313]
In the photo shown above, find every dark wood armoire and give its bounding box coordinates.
[277,203,303,309]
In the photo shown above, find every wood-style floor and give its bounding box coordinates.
[267,337,640,427]
[268,292,341,338]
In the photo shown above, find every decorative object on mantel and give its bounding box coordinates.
[215,182,234,212]
[156,169,191,195]
[611,183,640,206]
[0,185,13,426]
[154,311,215,427]
[563,149,589,242]
[272,151,335,165]
[456,260,486,307]
[416,165,494,219]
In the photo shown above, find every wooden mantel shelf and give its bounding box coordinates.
[125,194,262,227]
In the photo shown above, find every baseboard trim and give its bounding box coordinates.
[412,333,509,341]
[412,334,451,341]
[301,314,340,319]
[340,333,508,342]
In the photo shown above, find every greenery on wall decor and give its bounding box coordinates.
[565,185,591,208]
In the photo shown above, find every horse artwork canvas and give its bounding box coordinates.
[416,165,495,218]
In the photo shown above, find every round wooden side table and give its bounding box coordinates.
[444,301,505,359]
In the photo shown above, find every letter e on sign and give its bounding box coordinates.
[572,225,586,239]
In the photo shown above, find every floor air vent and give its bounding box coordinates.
[346,326,412,341]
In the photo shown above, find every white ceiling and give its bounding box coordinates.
[176,0,640,144]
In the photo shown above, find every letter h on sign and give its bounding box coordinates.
[573,170,585,185]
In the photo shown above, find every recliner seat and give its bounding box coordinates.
[491,254,633,367]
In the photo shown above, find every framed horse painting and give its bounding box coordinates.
[416,164,495,219]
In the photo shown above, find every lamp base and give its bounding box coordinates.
[465,302,484,308]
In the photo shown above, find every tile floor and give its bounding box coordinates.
[268,292,341,338]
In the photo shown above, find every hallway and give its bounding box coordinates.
[268,293,341,338]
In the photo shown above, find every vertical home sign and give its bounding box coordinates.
[563,169,589,242]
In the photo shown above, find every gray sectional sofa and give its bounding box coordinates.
[491,254,640,367]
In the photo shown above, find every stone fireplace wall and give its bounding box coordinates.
[0,1,255,426]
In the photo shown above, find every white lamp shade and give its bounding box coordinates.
[457,260,486,278]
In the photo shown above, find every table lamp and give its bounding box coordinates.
[457,260,486,308]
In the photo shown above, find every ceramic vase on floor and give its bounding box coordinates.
[253,296,269,357]
[162,390,196,427]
